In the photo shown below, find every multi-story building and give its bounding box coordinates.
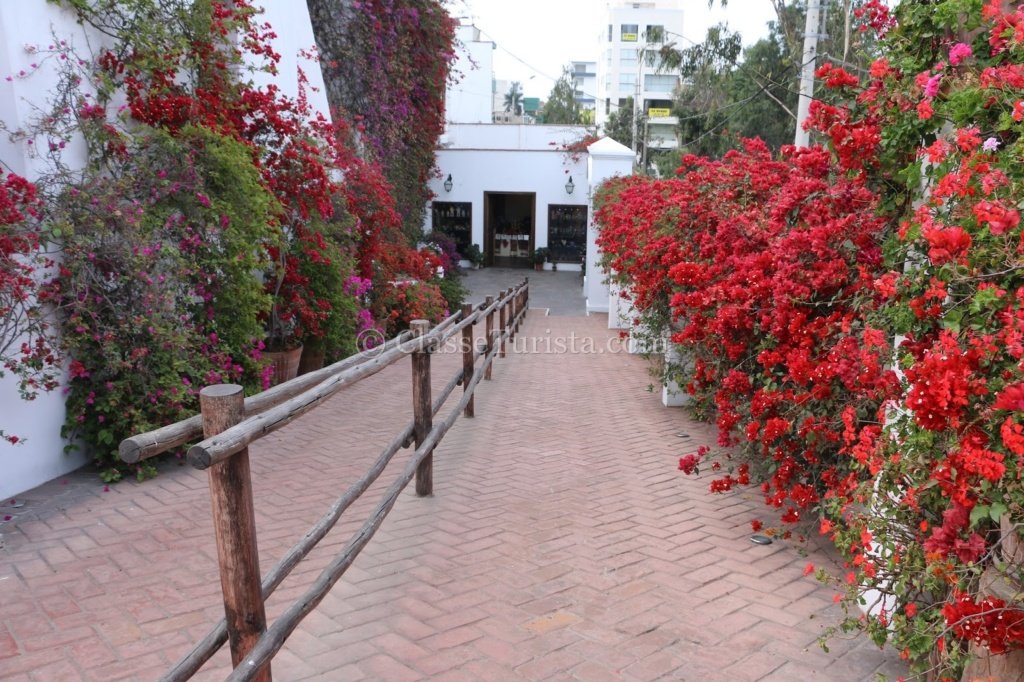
[570,60,597,118]
[595,0,683,154]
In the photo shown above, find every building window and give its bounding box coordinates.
[645,25,664,43]
[621,24,638,42]
[618,72,637,90]
[620,48,637,67]
[605,98,611,115]
[607,24,612,41]
[644,74,678,93]
[432,203,473,255]
[547,205,588,263]
[618,97,629,109]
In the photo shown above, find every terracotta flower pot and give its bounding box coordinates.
[264,344,303,386]
[298,345,326,375]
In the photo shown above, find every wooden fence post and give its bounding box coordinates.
[411,320,433,496]
[509,287,518,341]
[515,286,523,333]
[461,303,475,417]
[524,276,532,319]
[484,295,495,380]
[499,290,508,358]
[199,385,271,682]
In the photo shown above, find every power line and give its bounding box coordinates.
[475,27,560,84]
[469,15,809,131]
[680,85,774,148]
[663,28,804,104]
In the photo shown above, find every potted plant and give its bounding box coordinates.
[263,236,304,386]
[264,295,303,385]
[464,243,484,270]
[532,247,550,271]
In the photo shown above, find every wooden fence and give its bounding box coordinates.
[119,279,530,681]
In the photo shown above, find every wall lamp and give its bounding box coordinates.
[565,176,575,195]
[443,174,453,192]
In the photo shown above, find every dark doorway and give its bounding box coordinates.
[484,192,535,267]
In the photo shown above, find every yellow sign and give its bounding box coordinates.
[647,108,671,118]
[622,32,638,42]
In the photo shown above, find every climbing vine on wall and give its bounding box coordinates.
[306,0,458,235]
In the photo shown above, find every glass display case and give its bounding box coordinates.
[431,202,472,255]
[547,205,587,263]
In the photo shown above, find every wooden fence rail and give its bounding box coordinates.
[120,279,529,681]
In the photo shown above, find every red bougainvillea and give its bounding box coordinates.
[0,170,59,443]
[596,1,1024,676]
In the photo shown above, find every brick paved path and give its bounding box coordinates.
[0,305,908,680]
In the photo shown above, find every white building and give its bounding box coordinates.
[596,0,683,153]
[571,60,597,116]
[447,21,495,124]
[431,36,634,300]
[428,124,591,269]
[493,77,510,117]
[431,24,596,270]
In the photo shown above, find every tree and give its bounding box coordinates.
[669,23,744,158]
[503,81,523,115]
[603,96,634,149]
[539,66,582,125]
[664,1,880,157]
[727,35,797,149]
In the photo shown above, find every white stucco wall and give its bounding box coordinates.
[446,24,493,125]
[0,1,331,499]
[585,136,633,314]
[440,123,588,151]
[426,124,590,254]
[0,1,96,499]
[248,2,330,116]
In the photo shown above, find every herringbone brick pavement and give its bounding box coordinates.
[0,309,908,680]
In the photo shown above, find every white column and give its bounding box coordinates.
[585,137,634,315]
[662,342,689,407]
[795,0,822,147]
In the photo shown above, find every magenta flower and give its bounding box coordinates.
[949,43,972,66]
[924,73,943,99]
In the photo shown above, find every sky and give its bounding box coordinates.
[449,0,781,99]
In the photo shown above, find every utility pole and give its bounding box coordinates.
[631,44,643,166]
[795,0,822,147]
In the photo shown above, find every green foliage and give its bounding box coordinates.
[55,126,278,480]
[540,66,584,125]
[433,274,467,313]
[373,280,449,336]
[297,231,360,362]
[667,2,881,157]
[503,81,524,115]
[604,96,634,150]
[463,243,483,267]
[671,22,796,157]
